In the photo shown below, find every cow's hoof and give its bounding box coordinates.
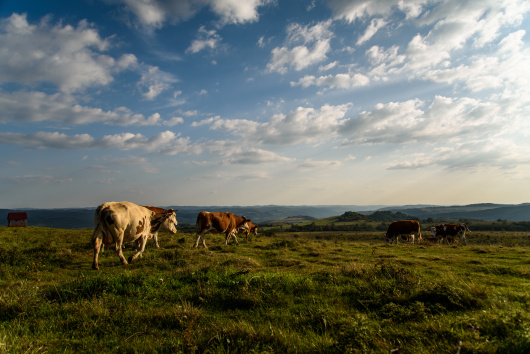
[92,265,99,271]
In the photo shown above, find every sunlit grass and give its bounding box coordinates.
[0,226,529,352]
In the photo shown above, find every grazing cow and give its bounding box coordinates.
[238,221,258,241]
[385,220,422,244]
[92,201,177,270]
[431,223,470,246]
[194,212,251,248]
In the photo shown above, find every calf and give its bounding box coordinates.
[238,221,258,241]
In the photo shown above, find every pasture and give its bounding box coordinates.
[1,226,529,353]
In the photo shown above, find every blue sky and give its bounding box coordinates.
[1,0,529,208]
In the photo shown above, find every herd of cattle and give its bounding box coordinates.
[91,201,470,270]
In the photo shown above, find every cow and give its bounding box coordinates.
[238,221,258,241]
[385,220,422,244]
[431,223,470,246]
[92,201,178,270]
[193,212,251,248]
[98,205,177,251]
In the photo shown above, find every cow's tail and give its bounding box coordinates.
[91,218,103,243]
[195,212,206,234]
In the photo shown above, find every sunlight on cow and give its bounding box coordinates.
[92,201,177,270]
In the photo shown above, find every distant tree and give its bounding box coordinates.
[338,211,368,222]
[369,211,419,222]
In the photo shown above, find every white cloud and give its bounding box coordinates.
[319,61,338,71]
[286,21,333,44]
[328,0,402,22]
[164,117,184,126]
[340,96,506,146]
[291,72,370,89]
[186,26,222,54]
[114,0,273,28]
[138,65,178,100]
[388,139,530,171]
[210,0,273,25]
[357,18,386,45]
[267,21,333,74]
[297,159,342,170]
[0,91,170,126]
[0,13,132,93]
[423,30,530,100]
[209,104,350,145]
[191,117,217,127]
[267,41,331,74]
[220,147,295,165]
[0,130,197,154]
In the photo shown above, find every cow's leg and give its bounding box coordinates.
[193,232,208,249]
[410,234,415,244]
[225,231,239,245]
[92,236,103,270]
[129,236,147,263]
[115,239,128,265]
[461,233,467,246]
[153,232,160,249]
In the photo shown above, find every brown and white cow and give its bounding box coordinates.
[92,201,177,270]
[99,205,177,252]
[385,220,422,244]
[142,206,178,248]
[431,223,470,246]
[193,212,251,248]
[238,221,258,241]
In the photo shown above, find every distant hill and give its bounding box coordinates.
[2,203,529,229]
[381,203,530,221]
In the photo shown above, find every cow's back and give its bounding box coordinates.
[387,220,419,234]
[99,201,153,242]
[197,212,233,233]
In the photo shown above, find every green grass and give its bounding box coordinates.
[1,226,529,353]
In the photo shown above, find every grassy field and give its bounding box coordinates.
[1,227,529,353]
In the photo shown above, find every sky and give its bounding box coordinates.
[1,0,529,209]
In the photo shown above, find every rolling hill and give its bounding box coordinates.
[2,203,529,229]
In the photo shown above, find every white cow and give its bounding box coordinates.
[92,201,177,270]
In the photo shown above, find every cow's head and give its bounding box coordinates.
[239,216,251,230]
[430,227,436,237]
[152,209,178,234]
